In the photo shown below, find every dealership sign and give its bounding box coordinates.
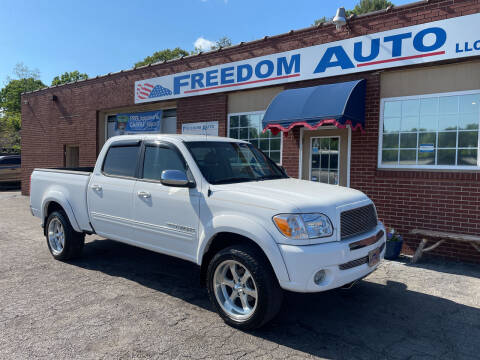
[135,14,480,103]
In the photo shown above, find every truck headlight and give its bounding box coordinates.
[273,213,333,240]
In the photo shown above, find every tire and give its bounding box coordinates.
[206,244,283,330]
[45,210,85,260]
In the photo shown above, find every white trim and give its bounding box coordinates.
[309,136,341,185]
[378,89,480,170]
[227,111,283,165]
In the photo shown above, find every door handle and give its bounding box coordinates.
[91,184,102,191]
[137,191,151,198]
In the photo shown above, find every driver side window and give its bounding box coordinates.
[142,145,186,181]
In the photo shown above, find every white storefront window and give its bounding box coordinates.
[228,111,282,164]
[379,90,480,169]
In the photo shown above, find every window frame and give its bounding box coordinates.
[101,140,142,179]
[309,136,341,185]
[137,140,192,185]
[227,111,283,165]
[378,89,480,170]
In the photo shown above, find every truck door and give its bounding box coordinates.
[87,141,141,242]
[132,141,200,261]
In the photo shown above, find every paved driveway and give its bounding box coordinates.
[0,191,479,359]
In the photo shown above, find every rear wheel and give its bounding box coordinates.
[46,210,85,260]
[207,245,283,330]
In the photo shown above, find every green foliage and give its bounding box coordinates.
[313,16,330,26]
[313,0,393,26]
[346,0,393,16]
[0,78,45,114]
[51,71,88,86]
[0,63,45,151]
[0,112,21,151]
[134,47,190,67]
[192,36,232,55]
[212,36,232,50]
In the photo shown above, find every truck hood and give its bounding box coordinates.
[210,178,369,213]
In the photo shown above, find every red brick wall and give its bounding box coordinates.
[177,94,228,136]
[21,0,480,262]
[281,128,300,178]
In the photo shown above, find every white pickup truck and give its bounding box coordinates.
[30,134,385,329]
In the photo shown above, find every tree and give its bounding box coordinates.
[0,112,21,151]
[313,0,393,26]
[0,77,45,114]
[10,62,40,81]
[0,63,45,152]
[313,16,330,26]
[212,36,232,50]
[347,0,393,16]
[51,71,88,86]
[192,36,232,54]
[134,47,190,67]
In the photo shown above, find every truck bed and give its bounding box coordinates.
[30,167,94,233]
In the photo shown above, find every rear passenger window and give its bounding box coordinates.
[143,146,186,181]
[102,145,140,177]
[0,157,20,165]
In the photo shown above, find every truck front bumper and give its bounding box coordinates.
[278,224,386,293]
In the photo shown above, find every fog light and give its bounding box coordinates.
[314,270,326,285]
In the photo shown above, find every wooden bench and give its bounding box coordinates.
[410,229,480,263]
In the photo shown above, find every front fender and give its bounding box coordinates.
[41,191,81,233]
[197,214,290,283]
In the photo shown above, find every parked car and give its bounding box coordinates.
[30,135,386,329]
[0,155,21,184]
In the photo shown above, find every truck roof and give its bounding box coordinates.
[108,134,249,143]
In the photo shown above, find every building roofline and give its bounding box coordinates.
[22,0,436,96]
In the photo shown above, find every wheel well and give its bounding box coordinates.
[199,232,274,287]
[43,202,65,235]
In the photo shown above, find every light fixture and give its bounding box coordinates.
[333,7,347,30]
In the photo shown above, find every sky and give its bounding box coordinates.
[0,0,413,86]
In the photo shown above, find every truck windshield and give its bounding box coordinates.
[185,141,288,185]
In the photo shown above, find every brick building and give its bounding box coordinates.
[21,0,480,263]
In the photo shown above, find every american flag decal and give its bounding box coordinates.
[136,82,172,100]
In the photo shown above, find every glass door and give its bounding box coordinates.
[310,137,340,185]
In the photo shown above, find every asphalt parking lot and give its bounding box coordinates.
[0,190,479,360]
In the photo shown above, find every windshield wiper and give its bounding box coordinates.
[212,177,256,185]
[255,175,286,181]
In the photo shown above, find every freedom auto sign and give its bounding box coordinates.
[135,14,480,103]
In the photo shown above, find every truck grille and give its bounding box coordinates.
[340,204,378,239]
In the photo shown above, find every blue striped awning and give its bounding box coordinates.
[262,79,366,134]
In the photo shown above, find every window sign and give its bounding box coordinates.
[379,90,480,169]
[419,144,435,153]
[182,121,218,136]
[115,111,163,135]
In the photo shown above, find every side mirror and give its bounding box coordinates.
[160,170,194,188]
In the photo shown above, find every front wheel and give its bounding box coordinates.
[206,245,283,330]
[45,210,85,260]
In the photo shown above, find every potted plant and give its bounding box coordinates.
[385,228,403,260]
